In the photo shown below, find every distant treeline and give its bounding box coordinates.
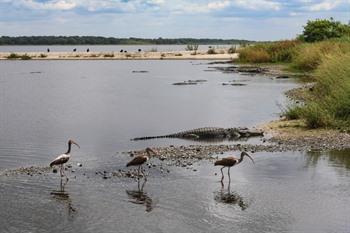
[0,36,252,45]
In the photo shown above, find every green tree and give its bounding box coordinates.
[300,18,350,42]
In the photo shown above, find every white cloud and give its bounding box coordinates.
[11,0,165,12]
[18,0,76,10]
[208,0,231,10]
[232,0,281,11]
[308,0,343,11]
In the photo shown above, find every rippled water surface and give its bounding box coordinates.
[1,60,349,233]
[1,150,350,233]
[0,60,296,169]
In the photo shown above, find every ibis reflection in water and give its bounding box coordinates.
[50,178,77,216]
[214,182,249,210]
[126,179,154,212]
[126,147,158,180]
[214,151,254,184]
[50,139,80,179]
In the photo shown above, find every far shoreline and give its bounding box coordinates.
[0,50,238,61]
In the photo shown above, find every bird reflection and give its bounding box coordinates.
[50,178,77,216]
[214,182,249,210]
[126,179,154,212]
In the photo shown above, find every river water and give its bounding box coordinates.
[0,60,349,233]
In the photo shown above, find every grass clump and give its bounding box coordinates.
[207,47,217,54]
[294,53,350,128]
[292,41,350,72]
[238,47,271,63]
[6,53,32,60]
[228,45,237,54]
[238,40,299,63]
[39,53,47,58]
[6,53,20,59]
[283,105,304,120]
[20,54,32,60]
[103,53,115,58]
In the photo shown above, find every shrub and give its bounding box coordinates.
[292,40,350,72]
[103,53,114,57]
[228,45,237,54]
[238,47,271,63]
[296,53,350,128]
[266,40,300,62]
[283,105,304,120]
[20,54,32,60]
[238,40,299,63]
[300,18,350,42]
[185,44,199,51]
[39,53,47,58]
[6,53,20,59]
[303,103,333,128]
[207,48,217,54]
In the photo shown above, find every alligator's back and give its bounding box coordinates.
[131,127,227,141]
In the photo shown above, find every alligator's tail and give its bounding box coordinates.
[131,135,172,141]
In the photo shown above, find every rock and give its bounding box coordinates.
[276,75,289,79]
[77,163,83,167]
[132,70,149,73]
[53,168,58,173]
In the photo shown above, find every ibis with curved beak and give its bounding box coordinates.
[50,139,80,178]
[126,147,158,180]
[214,151,254,183]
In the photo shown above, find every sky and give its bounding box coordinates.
[0,0,349,40]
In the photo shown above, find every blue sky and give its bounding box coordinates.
[0,0,349,40]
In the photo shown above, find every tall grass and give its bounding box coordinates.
[292,41,350,72]
[287,53,350,128]
[238,40,299,63]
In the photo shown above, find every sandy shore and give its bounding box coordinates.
[0,50,238,60]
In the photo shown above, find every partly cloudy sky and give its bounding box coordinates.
[0,0,349,40]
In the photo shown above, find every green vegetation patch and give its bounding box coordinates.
[6,53,32,60]
[286,53,350,129]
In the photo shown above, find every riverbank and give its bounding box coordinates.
[0,50,238,60]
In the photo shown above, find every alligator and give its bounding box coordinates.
[131,127,263,141]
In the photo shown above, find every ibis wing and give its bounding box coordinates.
[214,157,238,166]
[50,154,70,167]
[127,156,147,167]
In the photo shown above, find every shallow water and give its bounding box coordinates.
[0,60,296,169]
[1,150,350,233]
[2,60,349,233]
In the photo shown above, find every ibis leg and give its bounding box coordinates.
[228,167,231,183]
[60,165,63,177]
[220,167,224,183]
[141,166,147,181]
[137,166,141,179]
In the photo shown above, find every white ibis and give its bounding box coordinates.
[126,147,158,179]
[214,151,254,183]
[50,139,80,178]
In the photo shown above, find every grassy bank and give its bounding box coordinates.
[237,37,350,130]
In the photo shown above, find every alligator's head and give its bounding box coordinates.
[225,128,241,138]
